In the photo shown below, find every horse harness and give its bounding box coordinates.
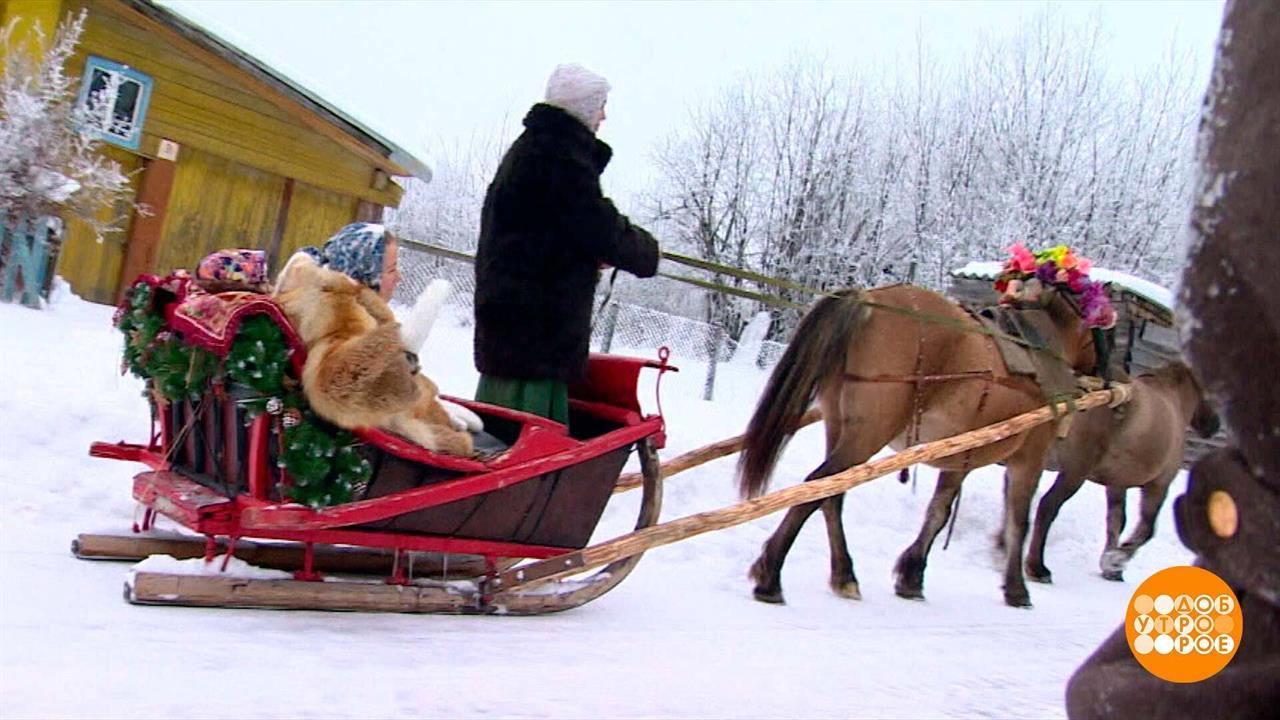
[841,298,1107,446]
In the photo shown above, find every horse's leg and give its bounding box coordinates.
[1025,471,1088,584]
[750,381,906,604]
[1000,434,1052,608]
[822,492,861,599]
[749,414,847,604]
[813,408,862,599]
[893,470,967,600]
[1100,486,1128,581]
[1101,471,1175,582]
[750,444,868,603]
[993,471,1009,551]
[813,394,913,602]
[749,498,824,604]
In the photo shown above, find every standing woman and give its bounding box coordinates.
[473,63,660,424]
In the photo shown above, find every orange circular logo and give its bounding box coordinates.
[1125,566,1242,683]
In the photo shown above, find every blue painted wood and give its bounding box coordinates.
[1,215,56,307]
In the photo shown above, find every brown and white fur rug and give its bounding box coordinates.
[274,252,474,456]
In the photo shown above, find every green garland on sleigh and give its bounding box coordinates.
[116,281,371,507]
[117,283,218,402]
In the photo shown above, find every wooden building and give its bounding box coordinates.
[2,0,430,303]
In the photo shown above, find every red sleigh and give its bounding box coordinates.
[80,275,674,614]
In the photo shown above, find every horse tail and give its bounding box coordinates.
[738,289,868,499]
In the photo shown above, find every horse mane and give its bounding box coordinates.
[1140,361,1197,389]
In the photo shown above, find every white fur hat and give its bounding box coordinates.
[544,63,611,129]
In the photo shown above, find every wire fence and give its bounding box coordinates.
[395,240,788,400]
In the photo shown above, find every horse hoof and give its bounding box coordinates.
[1099,550,1128,581]
[894,582,925,601]
[753,586,786,604]
[1026,565,1053,584]
[893,554,926,592]
[831,580,862,600]
[1005,590,1033,608]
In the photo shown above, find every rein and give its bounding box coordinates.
[594,267,621,321]
[854,295,1076,368]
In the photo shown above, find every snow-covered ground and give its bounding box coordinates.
[0,285,1194,719]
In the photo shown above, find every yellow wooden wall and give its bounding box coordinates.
[66,0,400,208]
[279,181,359,261]
[63,0,399,207]
[55,144,142,303]
[152,146,284,276]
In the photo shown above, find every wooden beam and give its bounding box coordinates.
[73,532,491,577]
[266,177,295,271]
[614,407,824,493]
[129,572,481,613]
[116,152,177,299]
[355,200,383,223]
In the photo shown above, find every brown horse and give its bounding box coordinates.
[1023,362,1220,584]
[738,283,1100,608]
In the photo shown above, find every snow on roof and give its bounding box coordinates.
[150,1,431,182]
[951,260,1175,309]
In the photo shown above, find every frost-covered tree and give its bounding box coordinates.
[386,130,510,254]
[1,11,134,240]
[648,9,1200,339]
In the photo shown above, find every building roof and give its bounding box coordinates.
[136,0,431,182]
[951,260,1176,327]
[951,260,1175,310]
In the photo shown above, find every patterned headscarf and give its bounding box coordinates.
[301,223,388,290]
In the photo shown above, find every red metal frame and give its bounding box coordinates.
[246,414,272,500]
[90,442,167,470]
[95,281,677,582]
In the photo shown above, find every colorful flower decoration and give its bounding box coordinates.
[994,243,1116,329]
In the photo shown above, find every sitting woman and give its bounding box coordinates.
[273,223,479,456]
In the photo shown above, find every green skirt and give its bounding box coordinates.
[475,374,570,425]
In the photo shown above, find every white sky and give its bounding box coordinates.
[160,0,1225,205]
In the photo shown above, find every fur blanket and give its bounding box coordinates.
[274,253,473,457]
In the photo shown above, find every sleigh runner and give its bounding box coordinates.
[83,272,673,614]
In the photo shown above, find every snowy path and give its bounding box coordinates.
[0,291,1193,719]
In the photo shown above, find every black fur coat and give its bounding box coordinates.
[474,103,659,381]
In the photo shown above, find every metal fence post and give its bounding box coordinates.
[703,324,724,401]
[599,301,621,353]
